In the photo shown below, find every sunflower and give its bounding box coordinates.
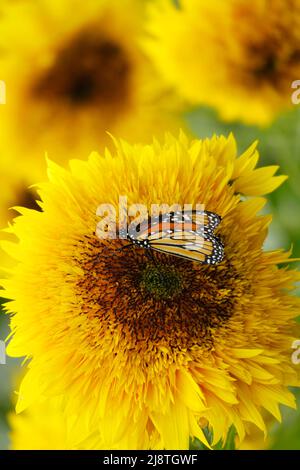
[144,0,300,126]
[8,393,108,450]
[0,157,42,275]
[0,0,180,231]
[2,132,300,449]
[237,424,268,450]
[9,397,70,450]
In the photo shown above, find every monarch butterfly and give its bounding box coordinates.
[119,210,224,265]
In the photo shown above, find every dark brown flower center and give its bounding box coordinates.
[32,30,132,109]
[231,2,300,90]
[251,51,278,80]
[245,42,300,89]
[75,236,240,353]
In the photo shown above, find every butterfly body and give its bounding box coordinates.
[121,210,224,265]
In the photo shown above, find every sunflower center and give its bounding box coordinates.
[252,53,277,79]
[139,264,184,301]
[32,30,131,108]
[241,41,300,89]
[76,238,243,353]
[232,3,300,90]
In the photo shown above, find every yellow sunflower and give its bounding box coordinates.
[236,421,270,450]
[0,156,42,275]
[144,0,300,125]
[0,0,180,230]
[2,132,300,449]
[9,397,71,450]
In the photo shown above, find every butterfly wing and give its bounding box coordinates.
[170,210,221,235]
[129,213,180,241]
[148,231,224,265]
[131,210,221,239]
[127,210,224,264]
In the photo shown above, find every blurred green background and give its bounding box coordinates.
[1,105,300,450]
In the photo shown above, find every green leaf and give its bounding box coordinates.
[189,426,236,450]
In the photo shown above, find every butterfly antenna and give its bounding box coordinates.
[146,249,158,266]
[117,242,134,252]
[94,240,133,264]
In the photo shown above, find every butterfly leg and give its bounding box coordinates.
[145,248,159,266]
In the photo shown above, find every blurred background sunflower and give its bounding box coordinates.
[0,0,181,234]
[1,0,300,450]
